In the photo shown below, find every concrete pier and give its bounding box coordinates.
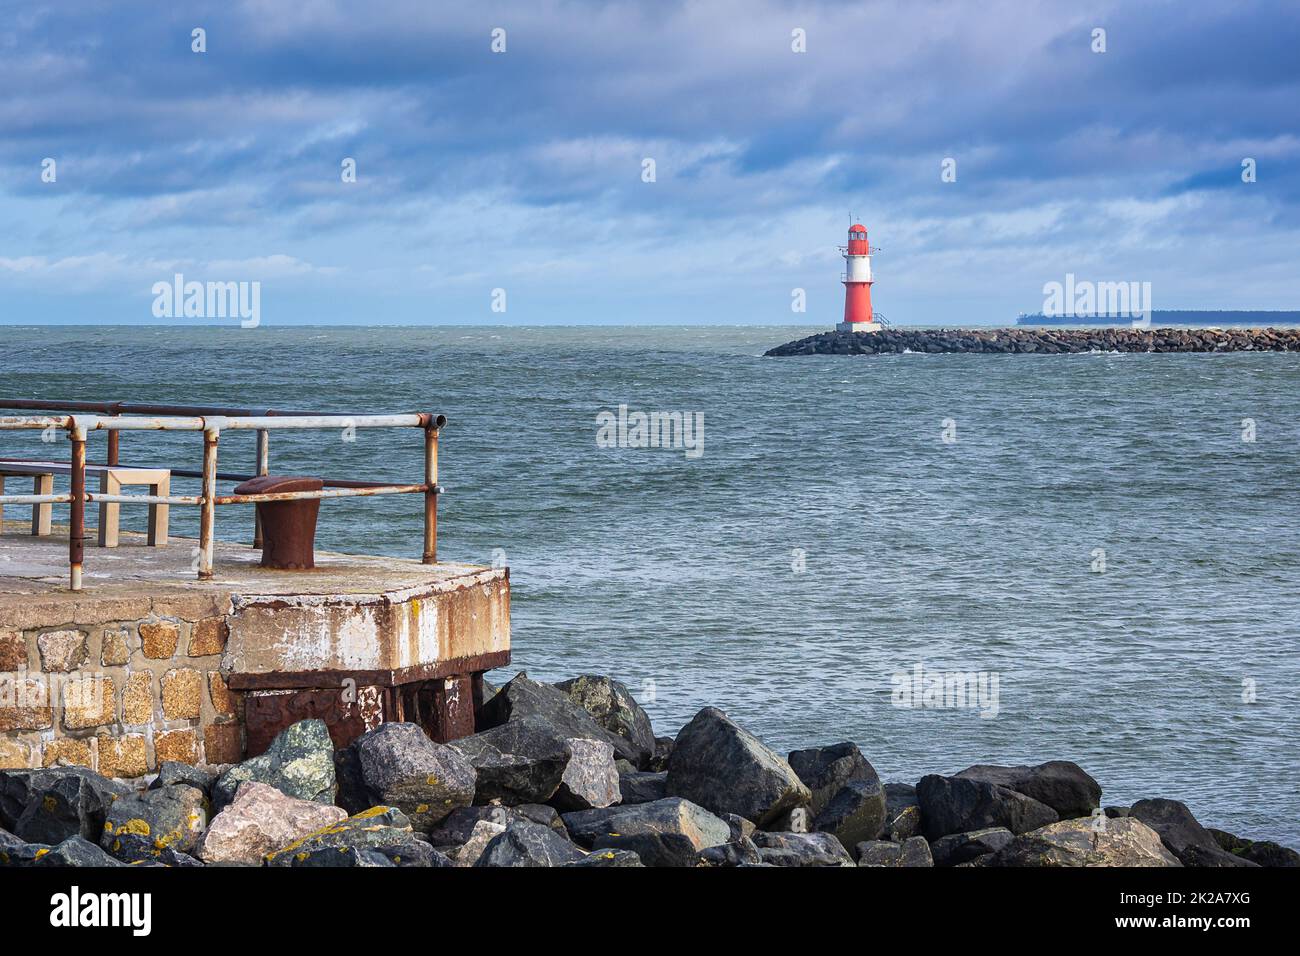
[0,522,509,772]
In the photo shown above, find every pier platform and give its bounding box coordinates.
[0,522,510,773]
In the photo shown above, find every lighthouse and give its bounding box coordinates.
[836,222,879,333]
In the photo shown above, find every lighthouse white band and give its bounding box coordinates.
[844,254,872,283]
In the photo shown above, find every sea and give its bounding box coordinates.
[3,324,1298,845]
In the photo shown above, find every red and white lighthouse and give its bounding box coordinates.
[836,223,879,333]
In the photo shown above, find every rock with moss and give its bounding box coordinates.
[212,719,336,812]
[554,675,656,767]
[100,783,207,863]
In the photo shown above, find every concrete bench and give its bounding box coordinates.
[0,459,170,547]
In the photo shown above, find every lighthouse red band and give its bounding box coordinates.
[836,223,880,333]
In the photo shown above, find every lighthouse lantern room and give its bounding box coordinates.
[836,223,879,333]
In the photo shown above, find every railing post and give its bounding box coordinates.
[423,423,438,564]
[252,428,269,547]
[199,426,219,580]
[69,420,87,591]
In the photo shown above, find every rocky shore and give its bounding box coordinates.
[1,672,1295,868]
[765,326,1300,356]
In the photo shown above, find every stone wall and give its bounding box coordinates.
[0,594,242,774]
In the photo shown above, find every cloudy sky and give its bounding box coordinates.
[1,0,1297,326]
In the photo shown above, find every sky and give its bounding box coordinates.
[1,0,1298,326]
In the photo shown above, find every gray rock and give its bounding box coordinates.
[813,777,886,851]
[31,835,127,867]
[212,719,336,812]
[916,774,1058,840]
[475,819,586,867]
[665,707,811,826]
[426,804,567,847]
[553,737,620,811]
[479,672,644,766]
[453,820,507,866]
[562,797,731,866]
[989,817,1182,867]
[149,762,217,796]
[751,830,854,867]
[554,675,656,767]
[1130,799,1257,867]
[884,783,922,839]
[930,827,1015,866]
[566,848,644,867]
[722,812,756,843]
[348,722,476,830]
[618,771,667,805]
[856,837,933,867]
[291,846,396,867]
[1209,828,1300,867]
[787,741,874,816]
[101,783,208,863]
[954,761,1101,819]
[2,767,129,845]
[449,716,573,805]
[697,837,763,867]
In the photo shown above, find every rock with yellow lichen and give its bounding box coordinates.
[0,767,129,845]
[100,782,207,863]
[344,723,475,832]
[196,781,347,865]
[264,805,449,867]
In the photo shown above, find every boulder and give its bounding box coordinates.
[1209,828,1300,867]
[450,717,573,805]
[348,722,476,830]
[554,675,656,767]
[212,719,336,812]
[787,742,874,816]
[930,827,1014,867]
[426,804,566,847]
[196,781,347,865]
[292,846,396,867]
[856,837,933,867]
[697,837,763,867]
[101,783,207,863]
[884,783,921,840]
[28,835,126,867]
[989,817,1182,867]
[916,774,1057,840]
[265,806,422,866]
[149,762,217,796]
[562,797,731,866]
[453,820,508,866]
[553,737,620,811]
[1130,798,1256,867]
[665,707,811,826]
[567,848,644,867]
[751,830,854,867]
[479,673,644,766]
[954,761,1101,819]
[475,819,586,867]
[813,778,887,851]
[618,770,667,805]
[1,767,128,844]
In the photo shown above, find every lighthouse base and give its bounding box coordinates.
[836,321,881,334]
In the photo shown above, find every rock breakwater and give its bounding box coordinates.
[1,671,1296,868]
[765,326,1300,356]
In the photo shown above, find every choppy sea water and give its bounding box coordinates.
[4,325,1299,845]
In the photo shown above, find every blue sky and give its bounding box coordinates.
[1,0,1298,326]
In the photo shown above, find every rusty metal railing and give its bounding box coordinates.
[0,400,445,591]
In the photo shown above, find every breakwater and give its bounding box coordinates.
[765,326,1300,356]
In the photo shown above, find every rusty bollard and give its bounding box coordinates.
[234,475,323,570]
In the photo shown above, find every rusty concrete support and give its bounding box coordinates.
[423,425,438,564]
[68,423,86,591]
[199,427,219,580]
